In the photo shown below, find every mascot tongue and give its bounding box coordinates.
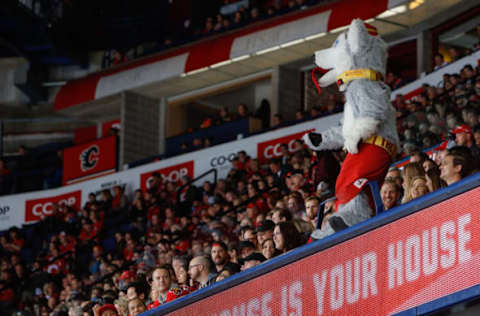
[312,67,330,95]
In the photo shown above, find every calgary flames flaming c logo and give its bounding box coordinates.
[80,145,100,171]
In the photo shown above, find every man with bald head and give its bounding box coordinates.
[188,256,217,289]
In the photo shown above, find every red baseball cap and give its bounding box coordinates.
[451,124,472,135]
[435,140,448,151]
[98,304,118,316]
[119,270,134,280]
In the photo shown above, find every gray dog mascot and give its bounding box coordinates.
[303,19,400,239]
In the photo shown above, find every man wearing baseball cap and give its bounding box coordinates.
[256,220,275,248]
[451,124,480,168]
[95,304,119,316]
[239,252,267,271]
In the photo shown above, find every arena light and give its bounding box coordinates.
[210,60,232,68]
[42,81,66,87]
[280,38,305,48]
[255,45,281,55]
[305,32,326,41]
[181,67,209,77]
[409,0,424,10]
[231,54,251,62]
[330,25,349,33]
[376,5,407,18]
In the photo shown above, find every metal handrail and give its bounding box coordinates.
[176,168,218,205]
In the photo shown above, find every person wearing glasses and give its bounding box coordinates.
[188,256,217,289]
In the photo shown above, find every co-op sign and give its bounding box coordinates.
[0,205,10,217]
[257,129,313,163]
[25,190,82,222]
[210,152,237,167]
[140,161,194,190]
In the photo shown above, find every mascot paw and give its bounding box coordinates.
[303,132,323,150]
[344,138,359,154]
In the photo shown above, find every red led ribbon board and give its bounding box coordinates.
[169,187,480,315]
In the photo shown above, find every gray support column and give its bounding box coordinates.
[159,97,167,155]
[0,58,29,105]
[277,65,302,120]
[270,66,280,126]
[119,91,161,167]
[96,122,102,139]
[417,30,433,76]
[119,94,126,168]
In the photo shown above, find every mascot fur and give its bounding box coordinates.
[303,19,399,239]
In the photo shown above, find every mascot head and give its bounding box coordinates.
[314,19,387,91]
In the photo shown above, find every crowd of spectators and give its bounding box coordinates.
[433,24,480,72]
[432,46,478,73]
[2,43,480,316]
[2,133,478,315]
[190,0,325,41]
[0,141,343,316]
[103,0,331,68]
[393,62,480,157]
[1,139,476,316]
[381,59,480,210]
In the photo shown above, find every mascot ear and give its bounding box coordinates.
[347,19,370,54]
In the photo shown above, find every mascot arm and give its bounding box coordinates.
[303,125,344,151]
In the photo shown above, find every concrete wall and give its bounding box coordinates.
[0,58,29,106]
[166,104,187,138]
[277,65,302,120]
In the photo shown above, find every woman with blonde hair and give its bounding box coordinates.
[408,176,430,201]
[401,162,425,204]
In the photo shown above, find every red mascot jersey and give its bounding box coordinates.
[335,140,393,211]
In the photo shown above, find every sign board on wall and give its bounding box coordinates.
[257,129,314,164]
[140,161,194,191]
[62,136,117,185]
[25,191,82,222]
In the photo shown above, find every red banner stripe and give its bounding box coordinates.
[54,0,393,110]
